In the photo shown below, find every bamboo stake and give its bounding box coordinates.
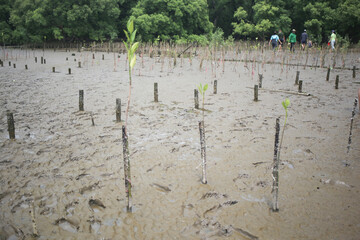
[68,68,71,75]
[213,80,217,94]
[7,112,15,140]
[298,80,303,93]
[335,75,339,89]
[79,90,84,111]
[295,71,300,85]
[347,99,358,154]
[353,66,356,78]
[194,89,199,109]
[154,82,158,102]
[326,67,330,81]
[254,84,259,101]
[271,117,280,212]
[52,67,55,72]
[258,74,263,88]
[122,126,132,212]
[116,98,121,122]
[199,121,207,184]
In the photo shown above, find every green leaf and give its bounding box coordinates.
[130,54,136,70]
[131,29,137,43]
[124,30,130,42]
[123,41,129,51]
[282,98,290,109]
[130,42,139,56]
[127,20,134,33]
[203,84,208,91]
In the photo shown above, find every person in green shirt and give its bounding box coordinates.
[330,30,336,51]
[288,29,296,52]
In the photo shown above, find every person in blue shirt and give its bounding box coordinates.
[269,31,281,50]
[301,29,308,51]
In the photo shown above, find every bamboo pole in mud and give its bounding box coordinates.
[254,84,259,101]
[335,75,339,89]
[78,62,81,68]
[90,112,95,126]
[122,125,132,212]
[347,99,358,154]
[0,60,2,67]
[79,90,84,111]
[272,118,280,212]
[52,67,55,72]
[298,80,303,93]
[116,98,121,122]
[7,112,15,140]
[214,80,217,94]
[13,63,15,68]
[199,121,207,184]
[25,65,27,70]
[68,68,71,75]
[353,66,356,78]
[326,67,330,81]
[295,71,300,85]
[154,82,159,102]
[8,61,10,66]
[258,74,263,88]
[41,57,43,64]
[44,59,46,64]
[194,89,199,109]
[35,57,37,63]
[102,54,104,60]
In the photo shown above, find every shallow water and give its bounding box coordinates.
[0,48,359,239]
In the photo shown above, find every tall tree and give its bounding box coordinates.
[130,0,213,42]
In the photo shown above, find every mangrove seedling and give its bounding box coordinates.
[122,19,139,212]
[279,98,290,158]
[198,83,208,123]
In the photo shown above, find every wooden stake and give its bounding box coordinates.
[214,80,217,94]
[35,57,37,63]
[66,57,68,61]
[347,99,358,154]
[93,53,95,59]
[78,62,81,68]
[295,71,300,85]
[68,68,71,75]
[25,65,28,70]
[102,54,104,60]
[254,84,259,101]
[41,57,43,64]
[44,59,46,64]
[258,74,263,88]
[154,82,158,102]
[194,89,199,109]
[122,126,132,212]
[298,80,303,93]
[116,98,121,122]
[335,75,339,89]
[271,117,280,212]
[13,63,16,68]
[353,66,356,78]
[199,121,207,184]
[79,90,84,111]
[91,112,95,126]
[326,67,330,81]
[8,61,11,66]
[7,112,15,140]
[52,67,55,72]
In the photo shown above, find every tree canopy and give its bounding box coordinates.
[0,0,359,44]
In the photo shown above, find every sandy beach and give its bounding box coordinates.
[0,46,359,239]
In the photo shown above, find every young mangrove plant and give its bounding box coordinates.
[272,98,290,212]
[197,83,208,184]
[122,19,139,212]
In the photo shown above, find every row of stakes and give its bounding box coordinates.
[5,76,358,212]
[0,53,107,73]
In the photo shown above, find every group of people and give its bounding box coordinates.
[269,29,336,52]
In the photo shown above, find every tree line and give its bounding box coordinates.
[0,0,359,45]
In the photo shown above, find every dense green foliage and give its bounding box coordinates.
[1,0,359,44]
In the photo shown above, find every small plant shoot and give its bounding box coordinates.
[198,83,208,122]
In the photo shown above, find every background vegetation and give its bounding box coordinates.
[0,0,359,45]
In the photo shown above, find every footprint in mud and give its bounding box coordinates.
[89,198,106,212]
[54,218,79,233]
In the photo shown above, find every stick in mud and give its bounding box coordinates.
[347,99,358,154]
[214,80,217,94]
[7,112,15,140]
[79,90,84,111]
[122,126,132,212]
[194,89,199,109]
[102,54,104,60]
[35,57,37,63]
[25,65,28,70]
[154,82,158,102]
[272,117,280,212]
[326,67,330,81]
[258,74,263,88]
[335,75,339,89]
[353,66,356,78]
[0,60,3,67]
[13,63,15,68]
[298,80,303,93]
[199,121,207,184]
[295,71,300,85]
[44,59,46,64]
[8,61,11,66]
[116,98,121,122]
[91,113,95,126]
[52,67,55,72]
[41,57,43,64]
[254,84,259,101]
[78,62,81,68]
[68,68,71,75]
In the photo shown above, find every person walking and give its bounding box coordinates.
[269,31,281,51]
[330,30,336,51]
[301,29,308,51]
[289,29,296,52]
[278,29,285,51]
